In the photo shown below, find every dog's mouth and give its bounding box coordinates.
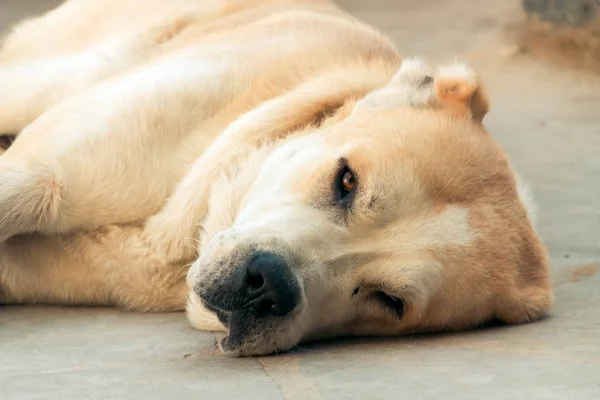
[202,300,231,327]
[200,299,252,352]
[201,300,260,353]
[201,300,243,353]
[205,307,257,354]
[201,297,299,356]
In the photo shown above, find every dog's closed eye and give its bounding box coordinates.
[0,134,15,150]
[374,291,404,319]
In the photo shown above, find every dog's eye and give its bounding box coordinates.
[335,164,357,205]
[0,134,15,150]
[341,169,355,194]
[375,291,404,319]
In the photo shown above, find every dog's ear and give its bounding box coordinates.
[434,62,489,122]
[354,58,435,111]
[355,59,490,122]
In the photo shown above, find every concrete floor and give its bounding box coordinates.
[1,1,600,399]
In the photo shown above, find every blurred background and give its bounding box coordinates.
[2,0,598,68]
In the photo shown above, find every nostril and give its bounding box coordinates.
[246,272,264,291]
[241,251,300,317]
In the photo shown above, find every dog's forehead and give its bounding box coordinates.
[324,107,516,210]
[330,109,488,171]
[330,108,460,151]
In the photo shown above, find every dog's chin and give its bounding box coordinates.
[217,331,297,357]
[207,309,300,357]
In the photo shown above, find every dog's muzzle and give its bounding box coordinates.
[197,251,301,321]
[195,250,302,354]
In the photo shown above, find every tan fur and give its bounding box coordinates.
[0,0,552,356]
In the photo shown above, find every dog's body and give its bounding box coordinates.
[0,0,552,356]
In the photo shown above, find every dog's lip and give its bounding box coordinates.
[215,309,230,326]
[219,334,237,353]
[200,299,231,327]
[218,312,255,354]
[198,299,239,353]
[201,298,305,355]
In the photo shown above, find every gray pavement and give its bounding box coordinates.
[2,0,600,399]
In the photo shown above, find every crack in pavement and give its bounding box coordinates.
[257,356,323,400]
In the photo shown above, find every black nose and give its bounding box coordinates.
[240,252,300,317]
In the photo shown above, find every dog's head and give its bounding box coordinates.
[187,59,553,356]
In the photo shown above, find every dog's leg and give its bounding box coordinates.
[0,41,240,243]
[0,17,193,135]
[0,225,188,311]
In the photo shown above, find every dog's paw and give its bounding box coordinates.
[0,161,62,243]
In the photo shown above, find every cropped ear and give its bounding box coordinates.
[354,58,490,122]
[435,61,490,121]
[354,57,435,111]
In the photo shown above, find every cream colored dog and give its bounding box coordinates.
[0,0,552,356]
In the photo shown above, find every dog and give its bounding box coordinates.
[0,0,552,356]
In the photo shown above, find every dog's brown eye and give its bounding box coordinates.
[335,164,357,206]
[341,170,355,193]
